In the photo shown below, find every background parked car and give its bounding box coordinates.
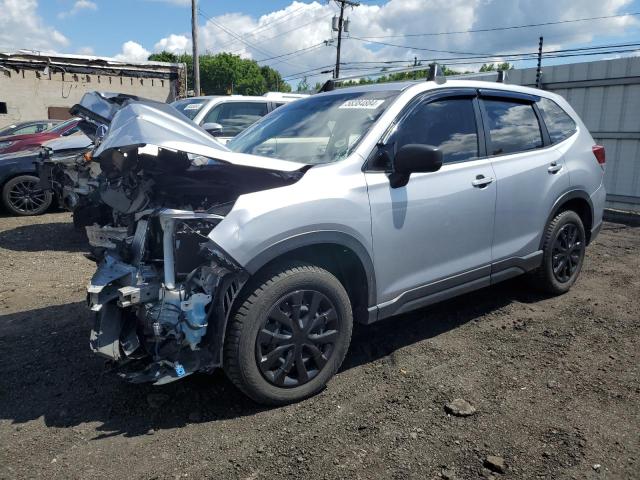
[0,148,52,216]
[0,120,62,137]
[0,132,90,216]
[171,92,307,143]
[0,118,81,155]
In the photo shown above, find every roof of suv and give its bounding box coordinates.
[186,93,306,102]
[321,79,553,99]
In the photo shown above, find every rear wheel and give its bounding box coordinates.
[531,210,586,294]
[1,175,52,216]
[224,262,353,405]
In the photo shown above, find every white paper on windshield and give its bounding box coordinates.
[184,103,203,110]
[338,99,385,110]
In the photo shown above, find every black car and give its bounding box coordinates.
[0,133,92,216]
[0,148,52,215]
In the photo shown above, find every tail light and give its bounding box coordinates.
[592,145,605,167]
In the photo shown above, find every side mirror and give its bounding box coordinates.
[390,144,443,188]
[202,122,223,136]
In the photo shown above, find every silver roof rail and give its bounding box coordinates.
[318,63,439,92]
[317,63,509,92]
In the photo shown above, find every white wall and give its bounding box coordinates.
[0,69,177,124]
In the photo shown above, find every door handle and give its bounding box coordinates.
[548,162,563,174]
[472,175,494,188]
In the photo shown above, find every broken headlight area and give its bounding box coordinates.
[87,208,246,385]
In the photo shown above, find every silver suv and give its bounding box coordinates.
[75,79,605,405]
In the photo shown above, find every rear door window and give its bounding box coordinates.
[482,99,543,155]
[396,97,479,164]
[536,97,577,144]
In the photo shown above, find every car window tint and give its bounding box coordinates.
[13,124,40,135]
[483,99,543,155]
[208,102,269,137]
[537,97,577,144]
[396,98,479,164]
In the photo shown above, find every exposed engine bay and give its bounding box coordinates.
[69,92,306,384]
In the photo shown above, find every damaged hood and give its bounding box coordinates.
[42,133,92,152]
[72,92,306,173]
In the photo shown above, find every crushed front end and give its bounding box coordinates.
[71,91,305,384]
[87,208,247,384]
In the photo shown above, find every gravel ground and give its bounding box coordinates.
[0,212,638,480]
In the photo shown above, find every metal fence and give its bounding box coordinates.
[476,57,640,212]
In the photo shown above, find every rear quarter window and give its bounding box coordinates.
[537,97,577,144]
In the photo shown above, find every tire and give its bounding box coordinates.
[531,210,586,295]
[1,175,52,216]
[224,262,353,405]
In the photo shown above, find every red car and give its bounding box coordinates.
[0,118,81,155]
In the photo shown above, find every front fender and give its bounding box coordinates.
[242,230,377,308]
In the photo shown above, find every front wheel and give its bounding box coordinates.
[1,175,52,216]
[531,210,586,294]
[224,262,353,405]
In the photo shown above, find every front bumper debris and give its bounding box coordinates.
[86,208,245,385]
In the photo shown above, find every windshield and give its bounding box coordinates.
[48,118,77,133]
[172,98,209,120]
[227,90,399,164]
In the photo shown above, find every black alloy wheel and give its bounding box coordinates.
[224,262,353,405]
[551,222,584,283]
[256,289,339,388]
[530,209,586,295]
[2,175,52,216]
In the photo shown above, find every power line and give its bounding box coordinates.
[227,12,333,56]
[197,8,310,70]
[282,40,640,76]
[345,39,640,61]
[283,44,640,81]
[198,9,275,58]
[256,42,327,63]
[215,5,310,50]
[349,35,497,56]
[356,12,640,39]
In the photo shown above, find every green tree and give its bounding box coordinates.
[261,66,292,93]
[148,51,179,63]
[480,62,513,72]
[148,51,292,96]
[297,76,310,92]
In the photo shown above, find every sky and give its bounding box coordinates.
[2,0,640,88]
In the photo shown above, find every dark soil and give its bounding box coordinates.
[0,212,638,479]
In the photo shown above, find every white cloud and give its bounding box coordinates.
[76,46,95,55]
[154,34,191,54]
[193,0,639,82]
[0,0,69,52]
[115,0,640,84]
[114,41,151,62]
[58,0,97,19]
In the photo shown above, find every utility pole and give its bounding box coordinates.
[191,0,201,96]
[333,0,359,78]
[535,36,544,89]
